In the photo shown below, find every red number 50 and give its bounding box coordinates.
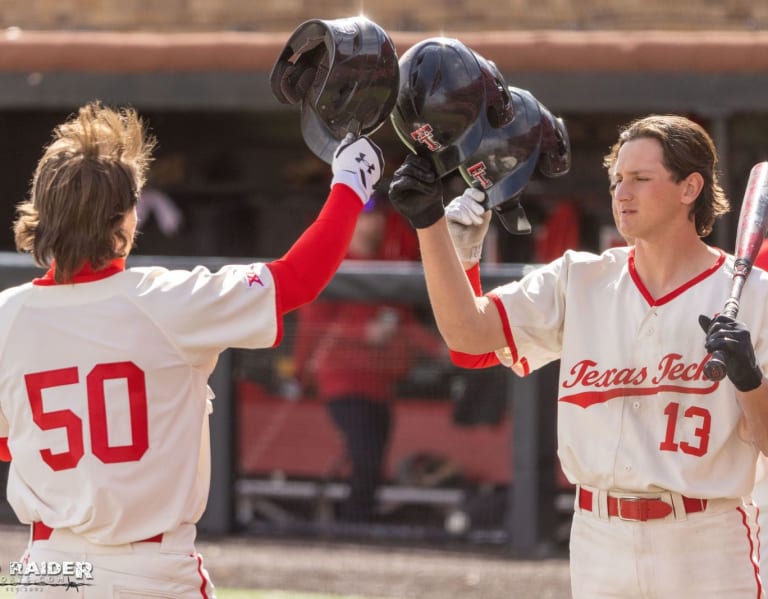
[25,362,149,471]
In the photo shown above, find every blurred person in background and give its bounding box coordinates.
[293,194,445,523]
[137,153,186,238]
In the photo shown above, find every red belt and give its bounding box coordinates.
[578,487,707,522]
[32,521,163,543]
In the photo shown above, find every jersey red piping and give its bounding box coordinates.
[737,505,764,599]
[488,292,529,375]
[194,553,211,599]
[628,247,726,307]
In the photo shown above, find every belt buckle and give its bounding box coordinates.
[616,494,673,521]
[616,495,658,522]
[616,495,644,521]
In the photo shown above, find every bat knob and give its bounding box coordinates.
[703,353,728,382]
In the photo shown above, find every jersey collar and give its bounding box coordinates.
[33,258,126,286]
[628,246,726,307]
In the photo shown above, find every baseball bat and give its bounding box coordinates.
[703,161,768,381]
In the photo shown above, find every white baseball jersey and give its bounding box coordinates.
[0,260,279,545]
[490,246,768,498]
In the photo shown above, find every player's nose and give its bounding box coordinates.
[613,179,632,202]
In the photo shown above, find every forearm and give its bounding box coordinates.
[417,219,506,354]
[447,263,501,367]
[269,184,362,314]
[736,380,768,454]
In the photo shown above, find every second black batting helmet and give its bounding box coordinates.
[392,36,570,234]
[459,86,571,234]
[270,16,399,164]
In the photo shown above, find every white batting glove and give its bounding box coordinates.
[445,187,491,265]
[330,133,384,205]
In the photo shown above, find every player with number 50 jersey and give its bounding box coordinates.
[0,101,383,597]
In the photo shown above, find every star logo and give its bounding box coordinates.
[245,267,264,288]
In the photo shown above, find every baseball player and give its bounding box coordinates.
[388,114,768,598]
[0,101,383,597]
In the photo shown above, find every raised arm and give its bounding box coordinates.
[388,154,506,355]
[269,135,383,314]
[443,187,502,368]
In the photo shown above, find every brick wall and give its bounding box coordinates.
[1,0,766,32]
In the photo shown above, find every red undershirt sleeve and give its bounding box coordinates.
[268,184,363,315]
[0,437,11,462]
[449,263,502,369]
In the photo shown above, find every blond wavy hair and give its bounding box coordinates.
[14,101,156,282]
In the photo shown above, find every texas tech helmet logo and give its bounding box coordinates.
[466,162,493,189]
[410,124,442,151]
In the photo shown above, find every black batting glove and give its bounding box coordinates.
[699,314,764,392]
[388,154,445,229]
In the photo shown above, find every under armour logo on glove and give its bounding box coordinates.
[331,135,384,205]
[355,152,377,175]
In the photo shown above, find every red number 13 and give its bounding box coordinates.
[25,362,149,471]
[659,401,711,457]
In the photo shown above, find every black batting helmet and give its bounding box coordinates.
[391,37,511,177]
[392,36,570,234]
[270,16,399,164]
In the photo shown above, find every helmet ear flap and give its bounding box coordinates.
[486,80,513,129]
[481,58,514,129]
[537,113,572,178]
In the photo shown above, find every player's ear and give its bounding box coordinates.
[681,172,704,205]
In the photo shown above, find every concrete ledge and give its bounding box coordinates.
[2,29,768,74]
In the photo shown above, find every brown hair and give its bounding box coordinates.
[14,101,156,282]
[603,114,729,237]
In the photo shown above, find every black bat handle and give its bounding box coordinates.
[703,288,744,382]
